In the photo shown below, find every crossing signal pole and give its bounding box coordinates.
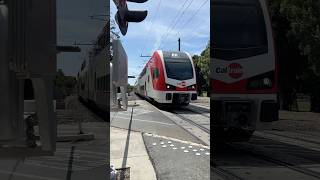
[178,38,181,51]
[113,0,148,36]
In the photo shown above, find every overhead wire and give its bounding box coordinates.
[156,0,191,50]
[141,0,162,55]
[159,0,195,50]
[175,0,209,39]
[175,0,209,53]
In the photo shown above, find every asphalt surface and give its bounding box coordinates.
[143,133,210,180]
[111,98,204,144]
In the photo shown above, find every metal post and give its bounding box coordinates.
[178,38,181,51]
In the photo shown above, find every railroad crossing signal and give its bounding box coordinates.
[114,0,148,35]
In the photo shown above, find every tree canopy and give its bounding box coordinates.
[269,0,320,111]
[193,42,210,94]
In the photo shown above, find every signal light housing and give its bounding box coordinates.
[115,0,148,36]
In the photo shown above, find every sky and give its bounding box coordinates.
[56,0,108,76]
[110,0,210,85]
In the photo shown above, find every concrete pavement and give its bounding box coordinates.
[0,122,108,180]
[110,96,211,179]
[143,133,210,180]
[111,100,203,144]
[110,127,157,180]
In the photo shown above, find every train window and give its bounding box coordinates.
[98,78,100,90]
[155,68,159,78]
[212,0,268,60]
[152,68,159,79]
[140,67,146,77]
[100,78,102,90]
[102,76,105,90]
[164,58,193,80]
[103,76,106,90]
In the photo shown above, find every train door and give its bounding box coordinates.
[145,68,153,97]
[145,82,147,96]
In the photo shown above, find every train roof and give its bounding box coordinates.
[160,51,190,59]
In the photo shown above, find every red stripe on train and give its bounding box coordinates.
[211,79,277,94]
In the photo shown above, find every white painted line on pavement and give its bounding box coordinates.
[144,133,210,149]
[114,116,175,126]
[0,169,63,180]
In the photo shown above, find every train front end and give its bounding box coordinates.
[153,51,197,105]
[211,0,278,142]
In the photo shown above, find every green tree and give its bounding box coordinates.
[127,83,134,93]
[279,0,320,73]
[193,42,210,94]
[54,69,77,98]
[269,0,320,111]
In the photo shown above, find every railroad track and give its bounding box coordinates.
[251,131,320,169]
[221,142,320,179]
[183,104,210,118]
[211,165,245,180]
[256,130,320,146]
[171,108,210,134]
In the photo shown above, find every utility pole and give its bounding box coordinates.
[178,38,181,51]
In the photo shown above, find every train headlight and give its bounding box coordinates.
[247,71,275,90]
[263,78,272,87]
[166,84,176,90]
[187,85,196,90]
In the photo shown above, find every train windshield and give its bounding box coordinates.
[164,58,193,80]
[212,0,268,60]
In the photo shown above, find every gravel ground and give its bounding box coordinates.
[193,96,210,104]
[271,110,320,135]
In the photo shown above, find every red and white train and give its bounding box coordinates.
[211,0,278,141]
[135,50,197,105]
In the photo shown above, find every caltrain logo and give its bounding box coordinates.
[216,63,243,79]
[177,81,186,86]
